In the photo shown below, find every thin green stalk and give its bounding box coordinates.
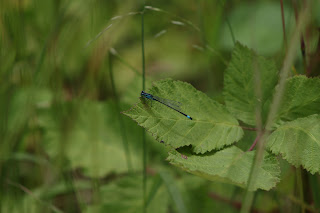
[6,180,63,213]
[218,0,235,45]
[110,48,141,76]
[108,52,132,172]
[286,194,318,212]
[141,4,147,213]
[308,174,320,211]
[146,174,163,207]
[291,0,307,75]
[280,0,287,50]
[141,13,146,91]
[144,5,227,65]
[240,3,310,212]
[296,167,305,213]
[159,170,187,213]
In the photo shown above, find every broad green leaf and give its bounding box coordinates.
[167,146,280,191]
[42,101,142,177]
[266,114,320,174]
[223,42,278,126]
[124,79,244,154]
[85,175,169,213]
[272,76,320,127]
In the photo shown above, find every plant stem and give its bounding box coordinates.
[108,52,132,172]
[240,3,310,212]
[240,126,258,131]
[280,0,287,50]
[141,3,147,213]
[247,132,263,151]
[296,168,306,213]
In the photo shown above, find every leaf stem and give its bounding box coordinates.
[241,3,311,212]
[218,0,235,45]
[292,0,307,74]
[247,132,263,151]
[109,48,141,76]
[240,126,258,131]
[280,0,287,50]
[296,167,306,213]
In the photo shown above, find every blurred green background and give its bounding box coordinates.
[1,0,319,212]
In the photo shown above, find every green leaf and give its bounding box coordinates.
[266,114,320,174]
[167,146,280,191]
[5,86,52,136]
[158,170,187,213]
[272,76,320,127]
[85,175,169,213]
[42,101,142,177]
[123,79,244,154]
[223,42,279,126]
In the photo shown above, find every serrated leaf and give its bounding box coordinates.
[272,76,320,127]
[223,42,279,126]
[167,146,280,191]
[266,114,320,174]
[124,79,244,154]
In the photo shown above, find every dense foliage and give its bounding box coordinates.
[1,0,320,212]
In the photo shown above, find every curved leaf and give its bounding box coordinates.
[124,79,244,154]
[267,114,320,174]
[272,76,320,127]
[167,146,280,191]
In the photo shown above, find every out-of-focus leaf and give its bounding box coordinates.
[159,169,187,213]
[85,175,169,213]
[167,146,280,191]
[219,1,295,55]
[6,87,52,133]
[42,101,142,177]
[1,188,62,213]
[124,79,243,154]
[267,114,320,174]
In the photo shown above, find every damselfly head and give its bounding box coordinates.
[141,91,145,96]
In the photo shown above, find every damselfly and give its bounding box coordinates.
[141,91,192,120]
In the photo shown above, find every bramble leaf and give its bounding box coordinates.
[167,146,280,191]
[267,114,320,174]
[123,79,244,154]
[223,42,278,126]
[272,76,320,127]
